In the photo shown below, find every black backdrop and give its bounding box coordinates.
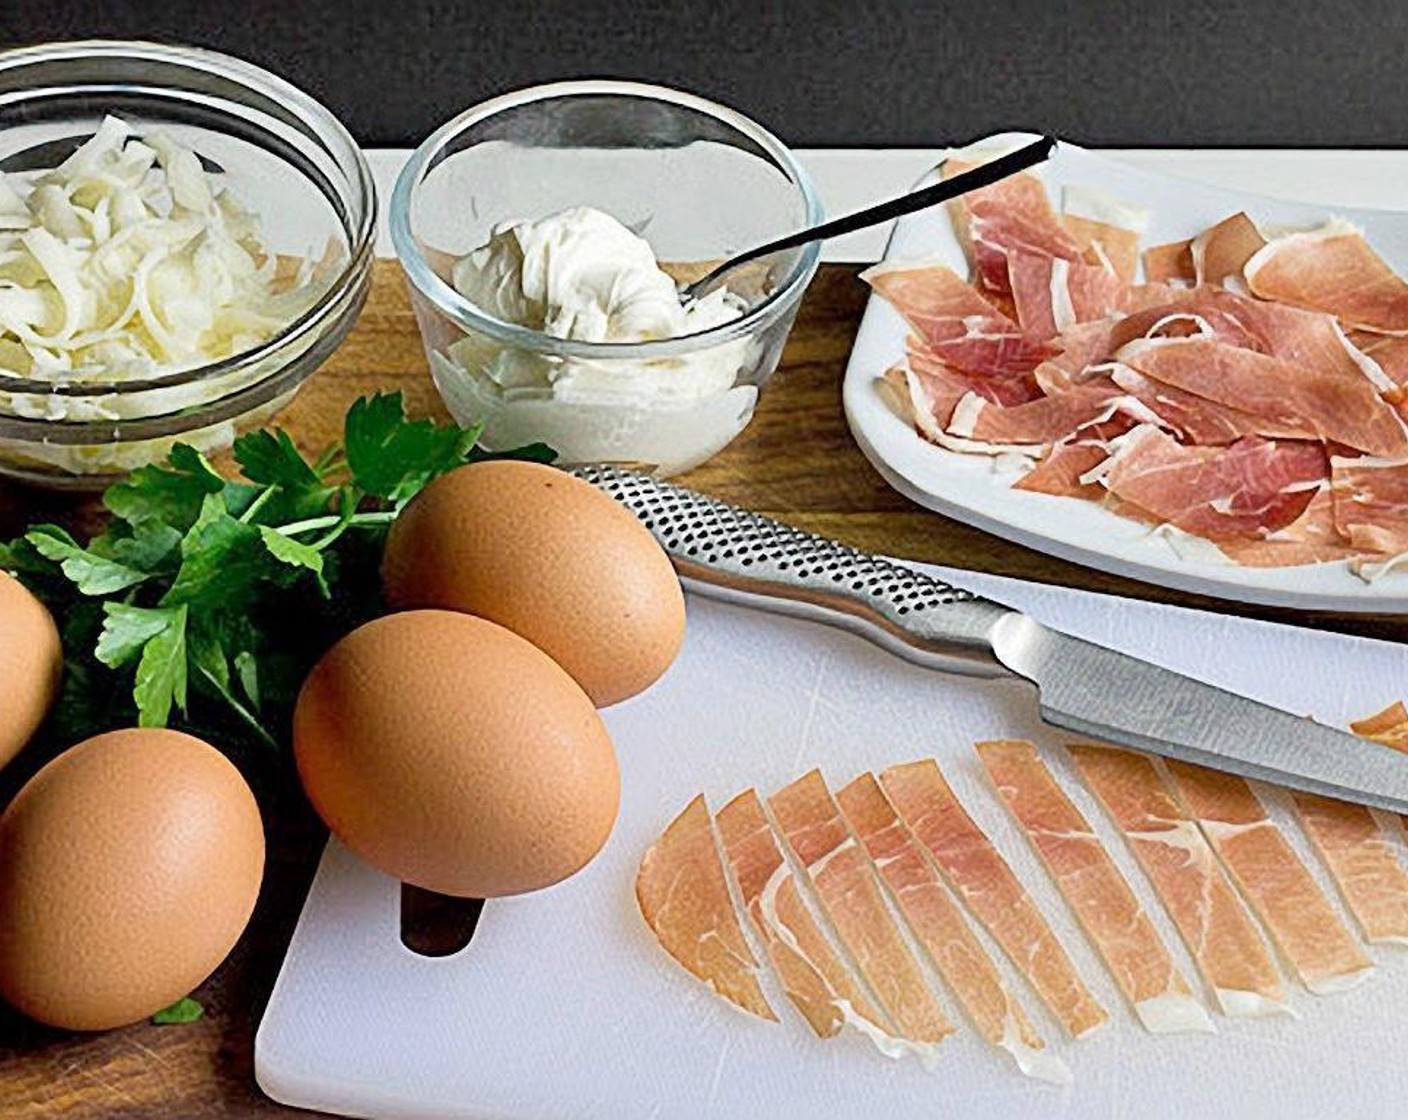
[3,0,1407,149]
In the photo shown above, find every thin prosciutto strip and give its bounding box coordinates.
[1292,790,1408,946]
[769,770,954,1056]
[1351,701,1408,752]
[835,773,1069,1083]
[1067,745,1289,1017]
[1116,336,1408,457]
[1100,425,1326,541]
[862,261,1049,378]
[976,741,1211,1033]
[715,788,888,1039]
[1163,761,1373,994]
[878,758,1108,1038]
[635,795,777,1021]
[1245,218,1408,334]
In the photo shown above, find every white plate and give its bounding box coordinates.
[843,131,1408,613]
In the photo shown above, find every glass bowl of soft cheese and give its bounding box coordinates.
[0,41,375,488]
[391,80,822,476]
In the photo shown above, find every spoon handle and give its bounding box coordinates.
[687,134,1057,298]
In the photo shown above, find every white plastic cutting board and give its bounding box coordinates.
[257,564,1408,1120]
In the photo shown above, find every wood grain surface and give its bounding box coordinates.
[0,260,1403,1118]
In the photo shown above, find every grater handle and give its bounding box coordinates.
[572,465,1015,678]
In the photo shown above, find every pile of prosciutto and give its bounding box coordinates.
[864,153,1408,577]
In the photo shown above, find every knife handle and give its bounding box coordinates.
[573,465,1012,677]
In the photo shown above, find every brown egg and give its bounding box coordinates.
[0,570,62,770]
[381,460,685,707]
[294,609,619,898]
[0,728,264,1031]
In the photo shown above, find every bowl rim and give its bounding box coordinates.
[389,78,824,360]
[0,38,377,400]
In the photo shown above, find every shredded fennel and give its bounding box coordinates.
[0,115,334,386]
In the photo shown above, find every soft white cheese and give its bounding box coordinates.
[441,206,756,475]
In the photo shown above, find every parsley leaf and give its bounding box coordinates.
[344,392,479,503]
[151,997,204,1025]
[258,527,328,596]
[25,525,154,595]
[104,445,226,531]
[96,603,183,668]
[234,428,320,489]
[133,605,189,727]
[162,495,267,610]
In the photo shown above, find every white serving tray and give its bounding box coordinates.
[256,565,1408,1120]
[843,132,1408,612]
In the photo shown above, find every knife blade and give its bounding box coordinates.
[574,464,1408,814]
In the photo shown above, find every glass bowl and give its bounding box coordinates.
[390,80,822,476]
[0,40,376,490]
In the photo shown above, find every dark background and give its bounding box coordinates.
[2,1,1406,149]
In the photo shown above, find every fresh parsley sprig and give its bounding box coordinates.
[0,392,552,754]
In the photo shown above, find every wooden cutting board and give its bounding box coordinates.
[255,564,1408,1120]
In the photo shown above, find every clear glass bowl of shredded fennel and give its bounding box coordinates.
[391,80,822,477]
[0,40,375,489]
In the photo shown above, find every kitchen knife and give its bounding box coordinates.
[574,464,1408,814]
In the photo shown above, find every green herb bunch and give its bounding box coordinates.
[0,393,551,753]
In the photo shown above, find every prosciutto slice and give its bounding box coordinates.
[1245,219,1408,334]
[1013,440,1109,500]
[1163,761,1373,994]
[1292,790,1408,946]
[635,795,777,1021]
[861,261,1049,378]
[1099,425,1326,541]
[1359,335,1408,388]
[946,376,1129,447]
[1142,239,1195,284]
[1330,456,1408,555]
[1068,746,1290,1017]
[1109,365,1319,446]
[769,770,954,1057]
[1116,336,1408,457]
[715,788,887,1039]
[1190,212,1266,288]
[1207,289,1388,387]
[945,158,1084,300]
[1006,247,1126,340]
[1218,487,1359,567]
[835,773,1067,1082]
[1061,185,1147,284]
[879,758,1108,1038]
[977,741,1210,1033]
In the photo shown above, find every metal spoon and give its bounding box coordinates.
[680,134,1057,302]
